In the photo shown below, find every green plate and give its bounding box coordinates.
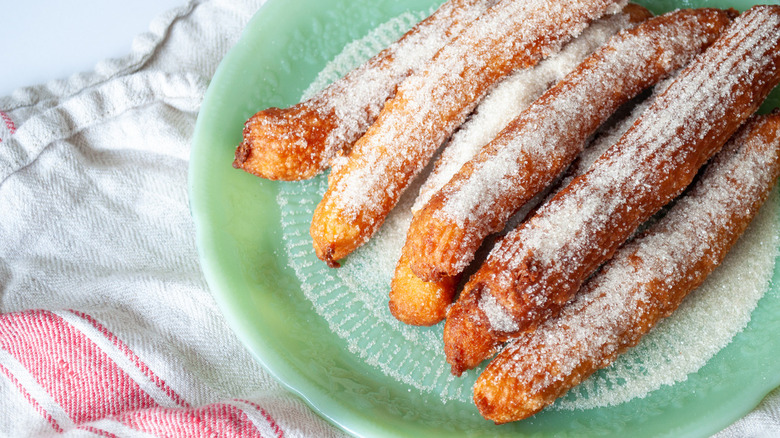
[189,1,780,436]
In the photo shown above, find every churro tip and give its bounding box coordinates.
[388,257,454,326]
[473,387,541,424]
[313,241,341,268]
[443,286,502,375]
[233,142,251,168]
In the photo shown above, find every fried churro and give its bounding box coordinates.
[233,0,493,181]
[444,5,780,376]
[474,112,780,423]
[405,82,657,327]
[388,8,650,326]
[389,246,462,326]
[409,5,652,215]
[310,0,628,267]
[408,7,733,284]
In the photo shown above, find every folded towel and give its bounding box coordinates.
[0,1,344,436]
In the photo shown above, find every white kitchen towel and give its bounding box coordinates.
[0,1,344,436]
[0,0,777,437]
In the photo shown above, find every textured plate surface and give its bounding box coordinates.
[189,1,780,436]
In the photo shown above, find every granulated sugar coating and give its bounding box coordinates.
[309,0,629,266]
[558,190,779,409]
[411,13,633,214]
[235,0,500,181]
[474,113,780,419]
[277,10,780,408]
[406,9,731,284]
[301,10,431,101]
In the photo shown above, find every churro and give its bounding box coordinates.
[474,112,780,423]
[444,5,780,376]
[409,6,652,215]
[408,8,733,283]
[388,8,649,326]
[233,0,493,181]
[389,246,461,326]
[310,0,627,267]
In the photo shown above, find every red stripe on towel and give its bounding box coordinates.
[0,361,64,433]
[0,310,156,424]
[67,309,192,409]
[118,403,267,438]
[0,309,279,437]
[238,399,286,438]
[1,111,16,134]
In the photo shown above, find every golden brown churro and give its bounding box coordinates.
[474,112,780,423]
[389,89,656,327]
[233,0,493,181]
[388,7,652,326]
[408,4,653,215]
[389,247,462,326]
[406,7,733,284]
[310,0,626,267]
[444,5,780,376]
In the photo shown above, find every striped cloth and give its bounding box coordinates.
[0,0,777,437]
[0,1,343,436]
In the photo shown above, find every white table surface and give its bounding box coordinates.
[0,0,187,97]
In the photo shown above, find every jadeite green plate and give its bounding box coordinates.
[189,0,780,436]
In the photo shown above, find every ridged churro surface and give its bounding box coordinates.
[408,8,733,282]
[310,0,628,266]
[474,112,780,423]
[234,0,493,180]
[272,3,780,410]
[388,9,647,326]
[444,5,780,375]
[409,7,650,214]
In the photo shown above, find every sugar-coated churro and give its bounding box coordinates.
[388,7,650,326]
[389,246,461,326]
[233,0,493,181]
[408,8,734,283]
[310,0,628,267]
[440,91,650,371]
[474,112,780,423]
[409,5,652,215]
[444,5,780,376]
